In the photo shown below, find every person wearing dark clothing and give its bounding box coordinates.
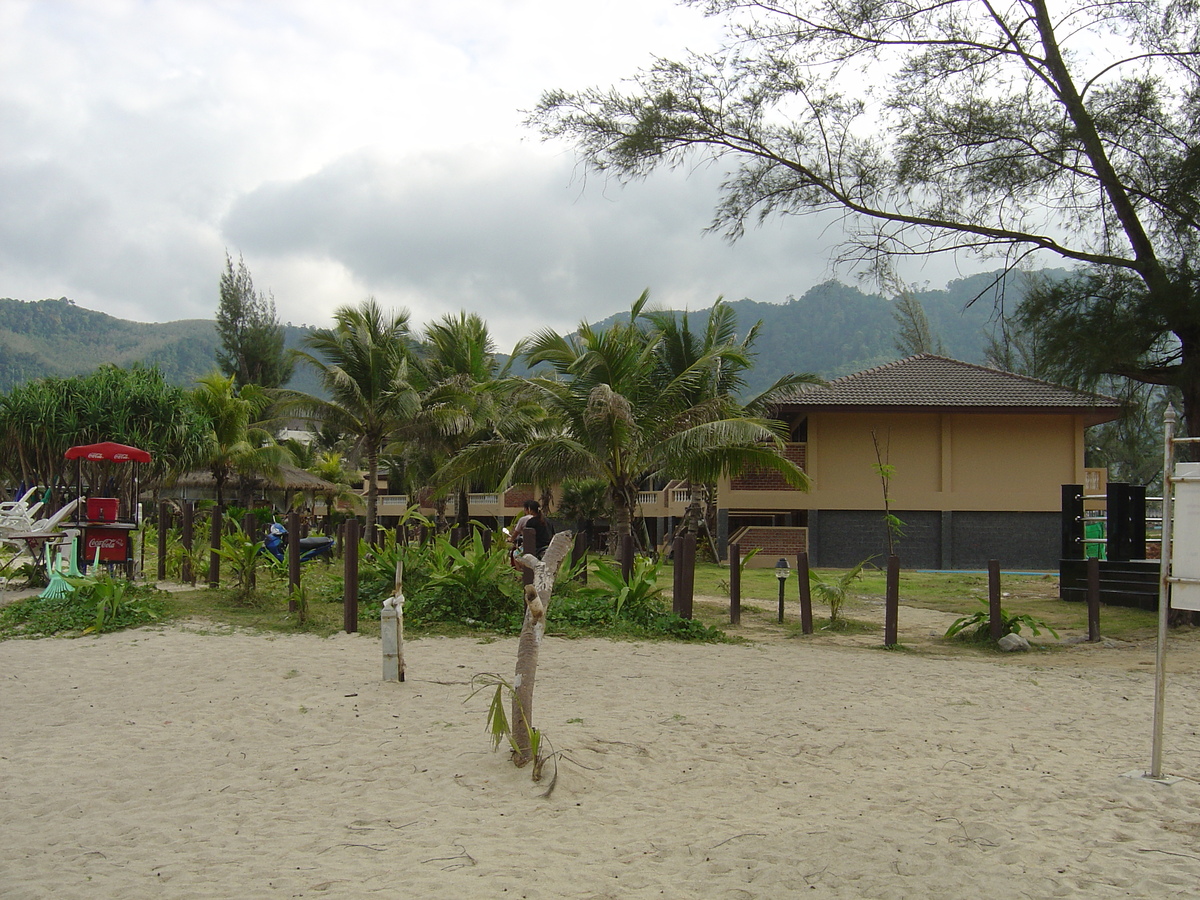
[523,501,553,558]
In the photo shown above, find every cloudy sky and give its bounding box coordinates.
[1,0,975,350]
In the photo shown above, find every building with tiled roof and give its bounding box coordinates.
[706,355,1122,570]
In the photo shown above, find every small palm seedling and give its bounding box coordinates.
[467,673,556,789]
[808,559,870,629]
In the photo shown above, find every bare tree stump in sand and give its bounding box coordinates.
[510,531,572,768]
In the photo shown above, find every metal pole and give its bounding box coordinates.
[1086,556,1101,642]
[1151,406,1176,779]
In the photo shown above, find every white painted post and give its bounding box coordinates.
[381,598,402,682]
[381,557,405,683]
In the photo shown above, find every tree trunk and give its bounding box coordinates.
[457,483,470,530]
[510,531,573,768]
[365,448,379,537]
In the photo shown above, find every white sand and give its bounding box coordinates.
[4,624,1200,898]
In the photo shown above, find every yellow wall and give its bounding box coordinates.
[722,411,1086,512]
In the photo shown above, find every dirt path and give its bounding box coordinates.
[690,592,1200,675]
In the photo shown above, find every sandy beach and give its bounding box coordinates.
[4,611,1200,899]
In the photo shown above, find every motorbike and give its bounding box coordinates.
[263,522,335,564]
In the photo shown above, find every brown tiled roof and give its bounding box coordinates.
[775,355,1122,424]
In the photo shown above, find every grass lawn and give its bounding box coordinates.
[674,559,1161,645]
[1,545,1170,650]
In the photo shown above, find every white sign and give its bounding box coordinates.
[1171,462,1200,610]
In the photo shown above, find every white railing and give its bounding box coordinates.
[377,495,409,509]
[446,493,502,513]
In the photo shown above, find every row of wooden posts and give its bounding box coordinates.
[720,549,1105,644]
[155,503,1104,642]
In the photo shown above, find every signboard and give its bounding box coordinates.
[83,527,130,563]
[1171,462,1200,611]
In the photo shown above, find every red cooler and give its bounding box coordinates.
[87,497,119,522]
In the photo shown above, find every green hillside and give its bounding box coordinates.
[0,271,1059,395]
[0,298,321,395]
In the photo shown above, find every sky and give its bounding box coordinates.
[0,0,977,351]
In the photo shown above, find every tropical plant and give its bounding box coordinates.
[809,560,870,628]
[213,520,270,602]
[468,672,550,783]
[871,428,905,558]
[404,312,518,530]
[0,576,168,638]
[190,371,291,508]
[405,532,523,629]
[591,554,665,620]
[945,602,1060,643]
[0,364,208,495]
[284,299,420,536]
[452,293,809,547]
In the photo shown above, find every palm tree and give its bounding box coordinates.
[406,312,521,531]
[644,299,824,538]
[453,292,810,547]
[285,299,419,535]
[190,371,291,508]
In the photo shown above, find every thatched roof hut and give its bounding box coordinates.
[161,464,354,512]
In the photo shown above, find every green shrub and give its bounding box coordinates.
[0,578,170,639]
[945,601,1059,642]
[403,532,523,630]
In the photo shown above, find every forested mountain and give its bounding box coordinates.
[0,270,1059,395]
[0,297,321,395]
[584,269,1060,395]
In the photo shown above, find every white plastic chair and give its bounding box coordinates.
[29,497,81,533]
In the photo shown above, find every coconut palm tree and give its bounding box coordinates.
[451,292,809,547]
[404,312,538,531]
[190,371,291,508]
[284,299,419,536]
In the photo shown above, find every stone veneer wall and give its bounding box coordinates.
[809,509,1060,570]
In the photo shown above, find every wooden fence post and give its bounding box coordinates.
[884,555,900,647]
[729,542,741,625]
[288,509,301,611]
[181,501,195,585]
[797,551,813,635]
[988,559,1003,642]
[208,506,222,588]
[156,501,169,582]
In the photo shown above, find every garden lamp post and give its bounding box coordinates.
[775,557,790,623]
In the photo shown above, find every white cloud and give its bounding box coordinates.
[0,0,980,348]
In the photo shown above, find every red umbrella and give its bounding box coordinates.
[64,442,152,463]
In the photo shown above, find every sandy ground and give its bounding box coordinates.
[5,593,1200,899]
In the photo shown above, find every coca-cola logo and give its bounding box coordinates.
[88,538,122,549]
